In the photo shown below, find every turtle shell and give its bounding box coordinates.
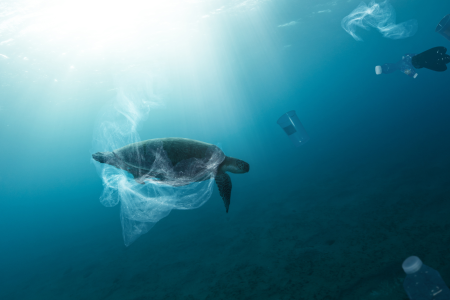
[113,138,225,185]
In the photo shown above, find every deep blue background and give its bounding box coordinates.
[1,0,450,299]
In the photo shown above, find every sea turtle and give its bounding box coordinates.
[92,137,250,212]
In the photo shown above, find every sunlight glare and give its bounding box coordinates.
[20,0,201,52]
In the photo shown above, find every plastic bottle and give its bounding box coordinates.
[402,256,450,299]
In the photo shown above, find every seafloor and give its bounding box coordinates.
[3,131,450,300]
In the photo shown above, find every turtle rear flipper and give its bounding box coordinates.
[215,171,232,213]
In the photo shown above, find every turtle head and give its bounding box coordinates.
[92,151,116,165]
[220,156,250,174]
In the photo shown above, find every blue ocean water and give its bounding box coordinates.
[2,0,450,298]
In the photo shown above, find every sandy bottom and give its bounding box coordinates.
[3,151,450,300]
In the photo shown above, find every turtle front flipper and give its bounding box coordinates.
[215,171,232,213]
[119,163,147,185]
[134,177,145,184]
